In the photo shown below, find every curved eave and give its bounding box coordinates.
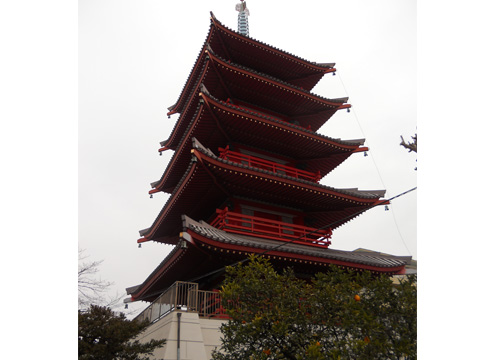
[139,160,222,244]
[168,13,337,115]
[152,102,227,194]
[168,49,347,130]
[140,139,386,243]
[167,22,218,116]
[201,91,365,175]
[208,13,334,91]
[192,139,385,206]
[130,216,408,301]
[184,216,408,275]
[190,233,406,275]
[128,242,185,302]
[161,57,215,151]
[191,139,387,231]
[203,89,361,148]
[151,93,366,194]
[128,239,219,303]
[206,51,349,131]
[164,51,349,151]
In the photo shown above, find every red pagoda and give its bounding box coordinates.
[126,12,411,306]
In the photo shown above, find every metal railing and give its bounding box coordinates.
[210,207,332,247]
[218,146,321,183]
[135,282,227,324]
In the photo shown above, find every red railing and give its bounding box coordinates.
[218,146,321,183]
[210,208,331,247]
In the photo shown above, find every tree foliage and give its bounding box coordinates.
[212,256,416,360]
[78,305,166,360]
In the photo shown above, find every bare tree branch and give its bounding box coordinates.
[78,249,124,310]
[400,134,417,153]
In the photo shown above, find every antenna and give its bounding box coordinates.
[235,0,250,36]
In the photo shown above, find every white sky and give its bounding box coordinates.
[3,0,495,358]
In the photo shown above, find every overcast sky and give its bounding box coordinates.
[79,0,417,315]
[3,0,495,358]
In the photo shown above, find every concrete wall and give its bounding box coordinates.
[136,310,227,360]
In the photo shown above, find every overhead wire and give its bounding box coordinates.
[337,71,387,191]
[337,70,414,256]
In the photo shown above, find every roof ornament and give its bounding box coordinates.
[235,0,250,36]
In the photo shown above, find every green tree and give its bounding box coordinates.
[78,305,166,360]
[212,256,416,360]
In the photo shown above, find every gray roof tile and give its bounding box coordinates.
[182,215,410,269]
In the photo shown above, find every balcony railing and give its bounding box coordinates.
[218,146,321,183]
[134,281,227,324]
[210,208,332,247]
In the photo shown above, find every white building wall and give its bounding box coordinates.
[136,311,227,360]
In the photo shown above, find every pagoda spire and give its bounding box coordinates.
[235,0,250,36]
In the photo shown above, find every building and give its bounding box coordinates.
[125,7,412,359]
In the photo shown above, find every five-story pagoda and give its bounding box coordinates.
[126,9,411,306]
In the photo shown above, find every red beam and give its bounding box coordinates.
[338,104,351,111]
[218,148,321,183]
[353,146,369,153]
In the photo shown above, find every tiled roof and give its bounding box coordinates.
[169,15,340,114]
[192,137,386,200]
[140,138,386,241]
[153,90,367,193]
[183,215,410,269]
[200,86,363,147]
[208,50,346,105]
[209,12,335,71]
[163,48,344,149]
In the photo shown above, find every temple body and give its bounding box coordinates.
[127,13,411,307]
